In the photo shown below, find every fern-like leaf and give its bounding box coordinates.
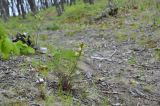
[0,24,7,39]
[0,37,14,59]
[15,41,35,55]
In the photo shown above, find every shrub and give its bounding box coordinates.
[47,24,60,31]
[0,24,35,59]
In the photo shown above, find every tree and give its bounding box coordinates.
[60,0,65,11]
[11,0,16,16]
[70,0,76,5]
[54,0,63,16]
[44,0,49,8]
[89,0,94,4]
[16,0,26,18]
[0,0,9,21]
[28,0,37,14]
[83,0,94,4]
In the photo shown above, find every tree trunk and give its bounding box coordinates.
[60,0,65,11]
[89,0,94,4]
[11,0,16,16]
[83,0,94,4]
[44,0,49,8]
[54,0,63,16]
[51,0,54,6]
[20,0,26,18]
[0,0,9,21]
[17,0,26,18]
[16,0,21,15]
[70,0,76,5]
[28,0,37,14]
[5,0,10,17]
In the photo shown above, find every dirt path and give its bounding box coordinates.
[45,24,160,105]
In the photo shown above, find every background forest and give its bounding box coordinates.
[0,0,94,20]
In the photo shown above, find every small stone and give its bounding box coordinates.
[101,82,107,86]
[39,47,48,54]
[36,78,44,84]
[112,103,121,106]
[129,79,138,85]
[96,77,105,82]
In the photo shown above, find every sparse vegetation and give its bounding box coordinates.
[116,33,128,42]
[47,24,60,31]
[128,57,137,65]
[155,48,160,60]
[0,0,160,106]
